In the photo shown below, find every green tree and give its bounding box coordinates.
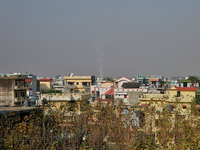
[37,80,40,92]
[189,76,199,83]
[105,77,114,82]
[196,95,200,105]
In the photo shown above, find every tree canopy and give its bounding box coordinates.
[189,76,200,83]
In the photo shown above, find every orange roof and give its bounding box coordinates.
[25,79,32,82]
[39,78,53,81]
[104,87,115,95]
[169,87,197,91]
[149,79,159,81]
[141,104,148,106]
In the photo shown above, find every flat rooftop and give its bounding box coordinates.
[0,106,40,115]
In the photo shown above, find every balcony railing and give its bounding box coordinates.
[14,84,29,90]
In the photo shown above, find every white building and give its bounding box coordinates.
[114,77,134,88]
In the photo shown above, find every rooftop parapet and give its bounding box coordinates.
[0,74,28,79]
[139,94,168,100]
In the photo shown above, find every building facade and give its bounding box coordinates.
[64,74,95,94]
[0,74,29,106]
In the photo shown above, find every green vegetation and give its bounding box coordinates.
[105,77,114,82]
[40,89,62,94]
[159,81,166,85]
[196,95,200,105]
[189,76,200,83]
[1,100,200,149]
[37,80,40,92]
[179,79,192,83]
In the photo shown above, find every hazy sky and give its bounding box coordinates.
[0,1,200,78]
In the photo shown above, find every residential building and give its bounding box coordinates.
[64,73,95,94]
[167,86,197,115]
[139,86,197,115]
[94,87,112,99]
[52,77,66,92]
[25,74,37,96]
[179,79,199,88]
[114,87,148,105]
[39,78,53,91]
[137,75,164,87]
[0,73,29,106]
[114,76,134,88]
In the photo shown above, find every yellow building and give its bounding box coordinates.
[39,78,53,91]
[139,94,168,111]
[0,74,29,106]
[64,75,95,94]
[167,87,196,115]
[139,87,197,115]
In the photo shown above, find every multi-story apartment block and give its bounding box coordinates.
[64,73,95,94]
[0,73,29,106]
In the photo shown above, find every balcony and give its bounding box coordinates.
[14,84,29,90]
[14,96,29,102]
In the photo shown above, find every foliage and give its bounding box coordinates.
[37,80,40,92]
[179,79,192,83]
[105,77,114,82]
[189,76,200,83]
[159,81,166,86]
[1,100,200,149]
[40,89,62,94]
[196,95,200,105]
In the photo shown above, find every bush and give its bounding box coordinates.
[1,101,200,149]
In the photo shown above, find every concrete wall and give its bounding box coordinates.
[31,75,37,96]
[38,93,91,110]
[0,79,14,106]
[127,91,140,106]
[40,81,52,90]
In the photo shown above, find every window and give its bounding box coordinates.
[82,82,87,85]
[183,82,187,87]
[177,91,180,97]
[68,82,74,85]
[21,91,24,97]
[124,95,127,98]
[15,92,17,98]
[76,82,79,85]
